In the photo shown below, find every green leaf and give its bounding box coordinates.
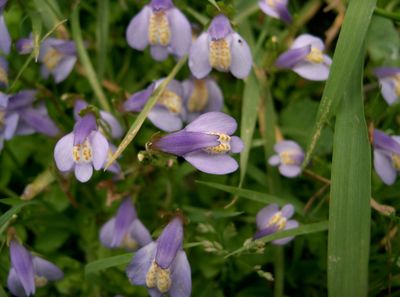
[226,221,328,258]
[85,253,133,276]
[196,181,304,212]
[96,0,109,80]
[327,50,371,296]
[105,56,188,169]
[71,4,111,113]
[240,71,261,185]
[303,0,377,166]
[0,201,37,235]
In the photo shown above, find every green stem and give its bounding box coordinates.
[71,4,112,113]
[274,247,284,297]
[374,7,400,22]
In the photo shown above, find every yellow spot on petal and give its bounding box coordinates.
[34,275,48,288]
[306,47,324,64]
[393,74,400,97]
[0,67,8,85]
[146,261,172,293]
[279,150,297,165]
[159,89,182,113]
[392,154,400,170]
[187,80,209,112]
[0,111,5,129]
[121,234,139,250]
[72,140,93,163]
[209,39,231,71]
[267,211,287,231]
[148,12,171,46]
[205,132,231,154]
[44,48,63,70]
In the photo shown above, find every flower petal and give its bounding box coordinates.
[274,140,303,154]
[256,204,279,230]
[373,129,400,154]
[123,83,156,112]
[374,149,397,185]
[147,107,183,132]
[253,225,280,239]
[168,8,192,57]
[20,108,60,137]
[258,1,280,19]
[4,112,19,140]
[126,6,151,50]
[156,217,183,269]
[281,204,295,218]
[73,114,97,145]
[90,131,109,170]
[130,219,153,247]
[205,78,223,112]
[32,257,63,281]
[126,242,157,285]
[111,199,137,247]
[74,163,93,183]
[7,268,28,297]
[7,90,37,111]
[272,219,299,245]
[99,217,116,248]
[9,241,35,296]
[373,67,400,78]
[169,251,192,297]
[208,14,232,40]
[150,45,169,61]
[0,14,11,55]
[275,46,310,69]
[229,33,252,79]
[183,151,239,174]
[184,112,237,135]
[380,77,398,105]
[152,131,218,156]
[275,2,292,24]
[54,133,74,172]
[230,136,244,153]
[293,61,330,81]
[189,33,212,79]
[53,56,77,83]
[268,155,280,166]
[278,164,302,177]
[291,34,324,51]
[149,288,163,297]
[99,111,123,139]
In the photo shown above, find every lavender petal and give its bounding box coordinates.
[9,241,35,296]
[89,131,109,170]
[183,151,239,174]
[275,46,310,69]
[112,199,137,247]
[53,56,77,83]
[123,83,155,112]
[126,242,157,285]
[278,164,302,177]
[189,33,212,79]
[256,204,279,229]
[268,155,280,166]
[373,129,400,155]
[126,6,151,50]
[74,163,93,183]
[168,8,192,57]
[293,61,330,81]
[275,2,292,24]
[169,251,192,297]
[6,90,37,111]
[281,204,295,218]
[73,114,97,145]
[373,149,397,185]
[230,136,244,153]
[155,217,183,269]
[150,45,169,61]
[130,219,153,247]
[208,15,232,40]
[229,33,253,79]
[272,219,299,245]
[20,108,60,137]
[54,133,74,172]
[0,14,11,55]
[32,257,63,281]
[185,112,237,135]
[3,112,19,140]
[380,77,398,105]
[291,34,324,51]
[373,67,400,78]
[100,111,123,139]
[99,217,116,248]
[7,268,28,297]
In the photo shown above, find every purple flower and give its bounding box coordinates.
[268,140,304,178]
[275,34,332,81]
[0,0,11,55]
[182,76,223,123]
[373,129,400,185]
[0,92,18,151]
[126,0,192,61]
[254,204,299,245]
[16,34,34,55]
[373,67,400,105]
[7,240,63,297]
[54,114,109,183]
[0,56,8,88]
[189,14,252,79]
[100,198,152,250]
[38,38,77,83]
[74,99,123,139]
[258,0,292,24]
[152,112,244,175]
[123,79,185,132]
[126,217,191,297]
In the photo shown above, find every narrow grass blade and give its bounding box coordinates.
[32,0,60,30]
[196,181,304,212]
[0,201,37,235]
[226,221,328,258]
[327,52,371,296]
[303,0,376,166]
[85,253,133,276]
[240,71,261,185]
[71,5,111,113]
[105,56,188,169]
[96,0,109,80]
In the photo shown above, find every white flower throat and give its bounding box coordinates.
[72,140,93,163]
[306,47,324,64]
[209,39,231,71]
[44,48,63,70]
[188,80,209,112]
[393,74,400,96]
[0,67,8,85]
[146,260,172,293]
[148,11,171,46]
[159,89,182,113]
[279,150,298,165]
[205,132,231,154]
[267,211,287,231]
[392,153,400,170]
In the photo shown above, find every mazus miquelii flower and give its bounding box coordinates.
[0,56,8,88]
[0,0,11,55]
[374,67,400,105]
[258,0,292,24]
[268,140,304,178]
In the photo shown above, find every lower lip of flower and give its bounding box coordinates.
[35,275,48,288]
[148,11,171,46]
[306,47,324,64]
[146,260,172,293]
[159,89,183,113]
[279,151,298,165]
[209,39,231,71]
[72,140,93,163]
[187,80,209,112]
[204,132,231,154]
[121,234,139,250]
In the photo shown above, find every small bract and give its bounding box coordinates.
[373,67,400,105]
[254,203,299,245]
[7,240,63,297]
[275,34,332,81]
[152,111,244,175]
[189,14,253,79]
[126,0,192,61]
[126,217,191,297]
[268,140,304,178]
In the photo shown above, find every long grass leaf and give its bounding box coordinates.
[327,51,371,296]
[0,201,37,235]
[96,0,109,80]
[303,0,376,166]
[85,253,133,276]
